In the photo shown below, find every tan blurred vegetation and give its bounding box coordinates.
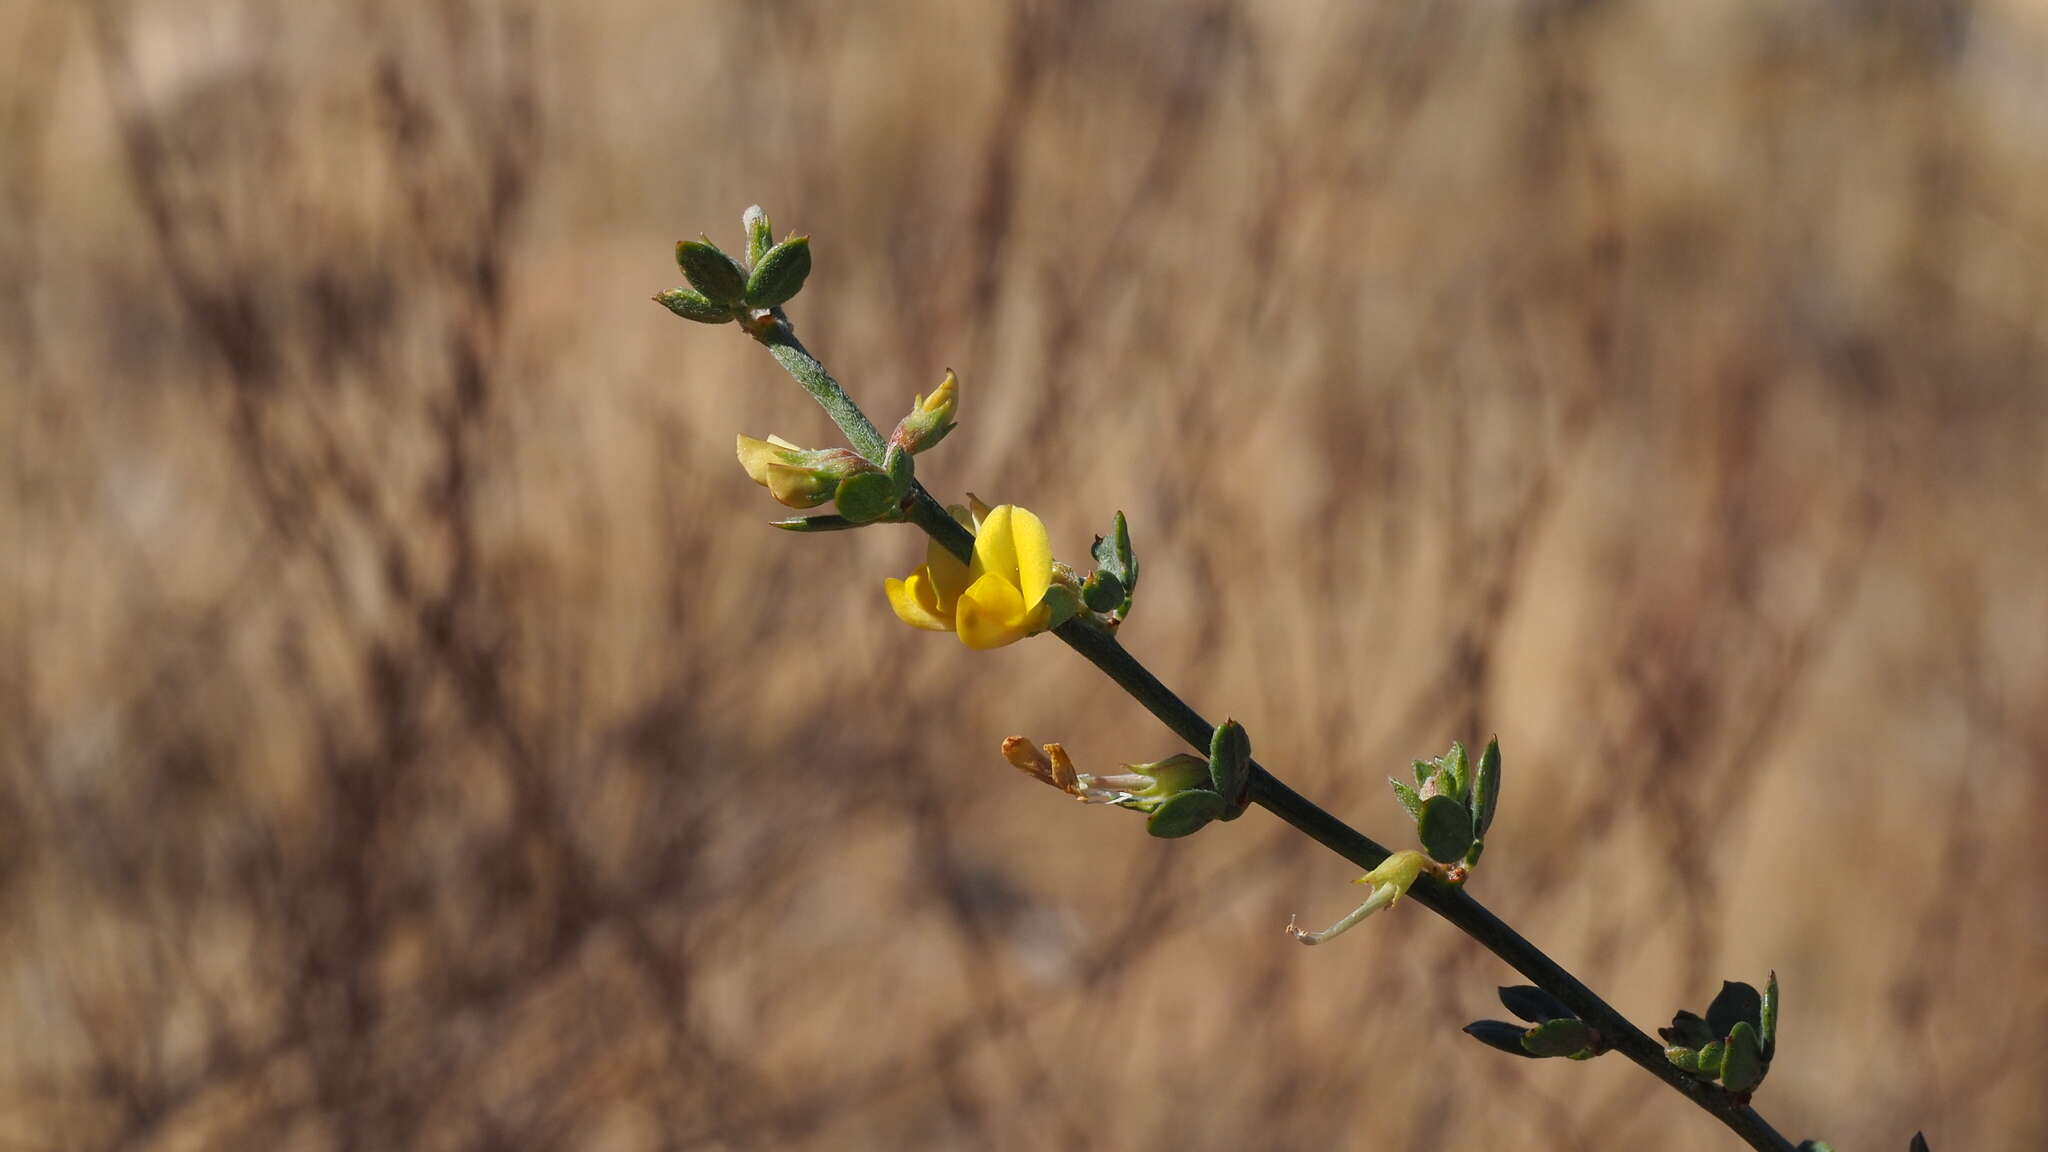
[4,0,2046,1148]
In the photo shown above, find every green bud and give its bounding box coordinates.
[1721,1020,1765,1093]
[1521,1018,1592,1058]
[888,370,959,456]
[1465,1020,1542,1059]
[746,235,812,308]
[1418,794,1475,864]
[655,287,734,324]
[1209,719,1251,818]
[677,238,748,306]
[743,204,774,266]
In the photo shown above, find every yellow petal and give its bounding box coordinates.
[766,463,833,509]
[923,537,973,605]
[886,573,954,631]
[971,504,1018,587]
[956,572,1029,649]
[736,434,786,486]
[1008,505,1052,609]
[967,493,993,530]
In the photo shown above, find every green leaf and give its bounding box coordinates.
[654,287,734,324]
[743,204,774,267]
[1472,737,1502,835]
[1721,1020,1765,1093]
[1464,1020,1542,1059]
[1208,720,1251,807]
[1499,985,1573,1024]
[1428,764,1456,800]
[1145,789,1225,838]
[1665,1045,1703,1075]
[745,235,813,308]
[1081,571,1125,614]
[1089,512,1138,615]
[1444,741,1469,803]
[1707,981,1763,1039]
[677,239,748,306]
[1696,1040,1726,1080]
[1759,970,1778,1062]
[833,471,897,524]
[1660,1010,1716,1048]
[1521,1018,1592,1058]
[1389,777,1424,821]
[1417,795,1475,864]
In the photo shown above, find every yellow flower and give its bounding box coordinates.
[885,502,1056,649]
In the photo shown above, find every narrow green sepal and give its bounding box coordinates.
[1145,789,1225,838]
[1660,1010,1716,1048]
[1389,777,1424,821]
[1521,1018,1592,1058]
[1445,740,1469,802]
[1759,970,1778,1061]
[770,514,862,532]
[1473,737,1501,835]
[1417,795,1475,864]
[655,288,734,324]
[1082,571,1125,614]
[677,238,748,306]
[743,205,774,266]
[1499,985,1573,1023]
[834,470,897,524]
[1707,981,1763,1039]
[1464,1020,1542,1059]
[1208,720,1251,811]
[746,235,812,308]
[1721,1020,1765,1093]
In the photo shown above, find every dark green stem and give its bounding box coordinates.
[744,314,1797,1152]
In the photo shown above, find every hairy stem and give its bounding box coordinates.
[744,316,1797,1152]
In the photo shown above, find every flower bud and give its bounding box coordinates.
[889,370,959,455]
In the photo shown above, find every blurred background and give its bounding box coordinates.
[4,0,2046,1148]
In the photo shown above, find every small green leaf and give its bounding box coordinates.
[1498,985,1573,1023]
[1417,795,1475,864]
[1464,1020,1542,1059]
[1389,777,1424,821]
[1521,1018,1592,1058]
[1472,737,1502,835]
[1444,741,1469,803]
[1145,789,1225,838]
[1208,720,1251,808]
[833,471,897,524]
[1660,1010,1716,1048]
[1759,970,1778,1062]
[743,205,774,267]
[1707,981,1763,1039]
[677,239,748,306]
[1081,571,1125,614]
[654,287,733,324]
[1721,1021,1765,1093]
[745,235,812,308]
[1697,1040,1726,1079]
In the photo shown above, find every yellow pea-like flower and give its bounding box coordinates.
[886,503,1056,649]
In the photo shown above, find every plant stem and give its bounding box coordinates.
[744,316,1798,1152]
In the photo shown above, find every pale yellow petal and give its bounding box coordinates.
[972,504,1018,587]
[736,434,783,486]
[885,573,954,631]
[765,463,832,509]
[1008,505,1052,609]
[766,434,801,449]
[956,572,1029,649]
[923,538,973,605]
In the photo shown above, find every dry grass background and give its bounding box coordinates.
[3,0,2046,1148]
